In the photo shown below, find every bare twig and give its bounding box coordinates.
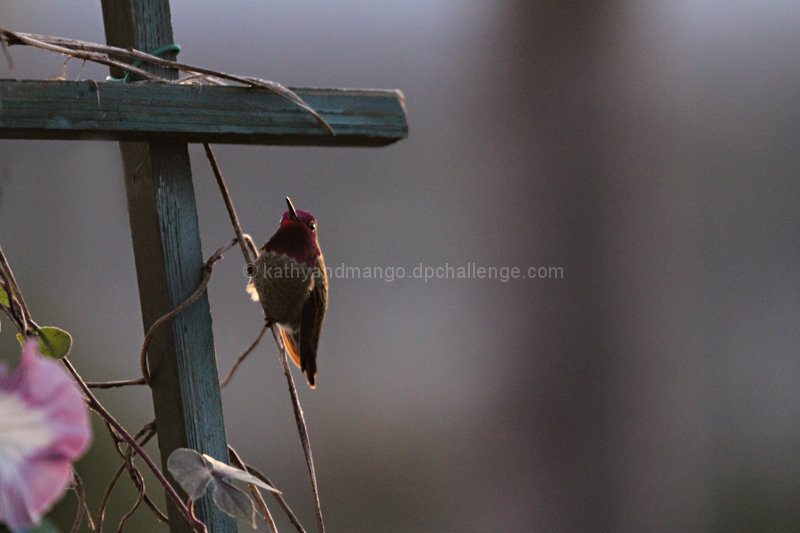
[70,470,95,533]
[0,279,21,330]
[0,29,12,68]
[119,422,168,530]
[0,243,33,333]
[203,144,255,266]
[118,455,147,532]
[3,29,165,83]
[244,235,260,260]
[87,377,147,389]
[98,453,127,531]
[99,416,167,531]
[0,27,335,135]
[98,421,166,532]
[140,487,170,525]
[60,357,207,532]
[270,324,326,533]
[228,446,278,533]
[219,322,269,388]
[139,238,237,384]
[233,457,308,533]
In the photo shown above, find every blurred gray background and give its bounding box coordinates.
[2,1,800,531]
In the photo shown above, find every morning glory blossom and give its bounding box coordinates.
[0,339,91,532]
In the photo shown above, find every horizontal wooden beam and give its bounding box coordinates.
[0,79,408,146]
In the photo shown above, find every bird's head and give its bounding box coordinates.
[265,197,322,265]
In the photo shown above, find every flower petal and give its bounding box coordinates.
[0,339,91,531]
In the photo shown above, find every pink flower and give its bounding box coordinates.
[0,339,92,532]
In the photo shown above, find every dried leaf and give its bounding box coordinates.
[167,447,280,527]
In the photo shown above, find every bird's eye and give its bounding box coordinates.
[308,221,316,231]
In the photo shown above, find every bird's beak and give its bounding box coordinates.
[285,196,299,221]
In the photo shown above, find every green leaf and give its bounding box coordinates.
[0,286,9,332]
[16,327,73,359]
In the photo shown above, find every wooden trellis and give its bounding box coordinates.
[0,1,407,531]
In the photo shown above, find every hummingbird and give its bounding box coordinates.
[247,197,328,388]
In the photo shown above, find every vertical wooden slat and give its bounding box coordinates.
[99,1,235,531]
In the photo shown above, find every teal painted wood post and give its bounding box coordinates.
[99,1,236,532]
